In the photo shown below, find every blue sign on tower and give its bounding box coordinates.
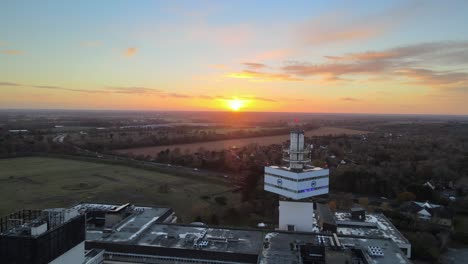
[277,179,283,186]
[311,181,316,188]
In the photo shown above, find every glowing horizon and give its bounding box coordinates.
[1,1,468,115]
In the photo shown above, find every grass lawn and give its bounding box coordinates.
[0,157,240,223]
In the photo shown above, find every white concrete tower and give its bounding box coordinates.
[264,129,329,232]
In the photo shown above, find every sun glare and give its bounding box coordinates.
[227,99,245,111]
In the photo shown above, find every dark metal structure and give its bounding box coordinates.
[315,203,337,233]
[0,210,85,264]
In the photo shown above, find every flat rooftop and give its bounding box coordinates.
[85,206,264,255]
[71,202,162,212]
[339,237,409,264]
[88,208,170,242]
[75,203,174,243]
[76,203,410,263]
[335,212,410,245]
[260,232,315,263]
[137,224,264,255]
[260,232,411,264]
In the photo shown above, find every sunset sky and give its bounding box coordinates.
[1,0,468,114]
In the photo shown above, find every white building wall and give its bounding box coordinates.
[265,167,329,180]
[296,188,329,199]
[265,174,298,190]
[264,184,298,200]
[49,241,85,264]
[279,201,315,232]
[264,167,329,200]
[297,177,329,189]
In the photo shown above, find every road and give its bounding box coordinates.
[52,133,236,184]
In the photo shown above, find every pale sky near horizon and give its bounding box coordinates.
[1,0,468,114]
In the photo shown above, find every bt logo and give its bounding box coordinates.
[311,181,317,188]
[277,179,283,186]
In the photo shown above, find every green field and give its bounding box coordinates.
[0,157,239,222]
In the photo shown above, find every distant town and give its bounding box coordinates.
[1,110,467,263]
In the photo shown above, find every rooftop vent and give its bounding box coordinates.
[368,246,384,257]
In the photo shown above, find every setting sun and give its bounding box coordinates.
[227,99,245,111]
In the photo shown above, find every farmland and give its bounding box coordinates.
[0,157,240,222]
[115,126,367,156]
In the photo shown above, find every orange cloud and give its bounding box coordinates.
[107,86,160,94]
[282,61,389,77]
[254,49,292,61]
[244,96,277,102]
[295,2,419,47]
[1,49,23,55]
[396,68,468,89]
[295,11,384,46]
[210,64,229,70]
[325,42,468,63]
[164,93,193,98]
[227,70,302,82]
[242,62,266,69]
[124,47,137,57]
[304,28,380,45]
[325,51,398,61]
[341,97,361,102]
[278,41,468,87]
[0,82,21,86]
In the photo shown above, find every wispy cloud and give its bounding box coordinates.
[227,70,302,82]
[396,68,468,89]
[198,95,214,99]
[124,47,137,57]
[277,41,468,89]
[33,85,105,94]
[341,97,360,102]
[282,61,388,77]
[301,25,379,46]
[107,86,160,94]
[325,42,468,63]
[5,82,201,98]
[325,51,397,61]
[210,64,229,70]
[198,94,278,102]
[165,93,193,98]
[1,49,23,55]
[242,62,266,69]
[253,49,292,61]
[297,2,417,46]
[0,82,21,86]
[246,96,277,102]
[228,39,467,88]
